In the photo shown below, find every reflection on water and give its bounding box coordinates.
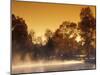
[12,60,95,74]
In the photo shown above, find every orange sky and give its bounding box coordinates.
[12,0,96,39]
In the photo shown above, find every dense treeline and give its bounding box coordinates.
[12,7,96,62]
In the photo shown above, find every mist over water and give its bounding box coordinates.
[12,53,96,74]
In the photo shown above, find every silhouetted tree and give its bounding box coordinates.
[44,29,55,59]
[79,7,96,59]
[12,14,33,61]
[45,29,53,40]
[51,21,79,59]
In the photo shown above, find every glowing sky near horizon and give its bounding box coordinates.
[12,0,96,40]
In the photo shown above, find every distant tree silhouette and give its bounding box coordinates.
[45,29,53,40]
[44,29,55,59]
[29,30,35,42]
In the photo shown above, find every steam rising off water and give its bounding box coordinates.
[12,55,95,74]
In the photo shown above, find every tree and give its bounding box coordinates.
[44,29,54,59]
[79,7,96,59]
[45,29,53,41]
[51,21,79,59]
[12,14,33,61]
